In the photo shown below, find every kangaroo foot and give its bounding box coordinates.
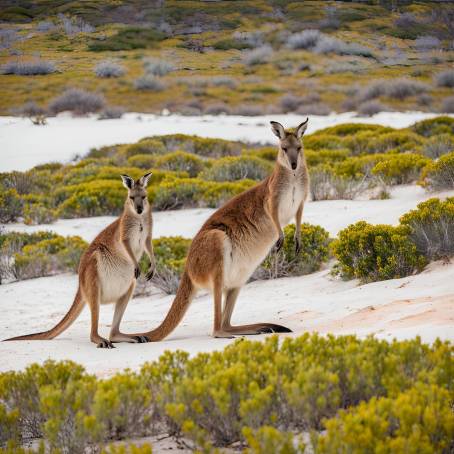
[97,339,115,349]
[213,330,235,339]
[110,333,150,343]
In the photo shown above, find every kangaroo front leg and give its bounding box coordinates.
[222,287,292,335]
[269,196,284,251]
[109,282,149,344]
[294,202,303,254]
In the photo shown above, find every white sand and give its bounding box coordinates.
[4,185,454,241]
[0,111,451,172]
[1,185,453,375]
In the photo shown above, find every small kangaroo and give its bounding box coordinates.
[129,119,309,341]
[5,173,156,348]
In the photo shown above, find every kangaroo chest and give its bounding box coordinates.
[129,221,149,259]
[278,178,305,226]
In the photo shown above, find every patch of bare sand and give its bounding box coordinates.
[312,294,454,334]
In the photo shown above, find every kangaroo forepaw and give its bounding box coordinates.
[134,267,140,279]
[134,335,150,343]
[97,339,115,349]
[295,237,301,254]
[274,235,284,252]
[145,269,155,281]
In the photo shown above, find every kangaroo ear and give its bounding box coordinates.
[270,121,285,139]
[139,172,152,187]
[296,118,309,139]
[121,174,134,189]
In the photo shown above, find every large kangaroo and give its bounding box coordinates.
[131,119,309,341]
[5,173,155,348]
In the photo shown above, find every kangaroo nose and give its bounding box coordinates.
[137,207,143,214]
[291,162,297,170]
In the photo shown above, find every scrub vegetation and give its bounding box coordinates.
[0,334,452,452]
[0,1,454,115]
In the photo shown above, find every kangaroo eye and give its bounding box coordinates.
[142,196,146,200]
[297,146,302,151]
[282,147,287,152]
[129,197,134,200]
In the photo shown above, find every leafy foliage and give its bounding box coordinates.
[331,221,426,282]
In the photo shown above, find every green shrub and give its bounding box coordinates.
[0,360,86,439]
[331,221,426,282]
[0,189,23,223]
[335,154,387,179]
[371,153,430,185]
[22,201,56,225]
[201,156,272,182]
[123,139,166,158]
[365,131,423,154]
[201,180,256,207]
[305,149,350,167]
[145,236,191,294]
[422,133,454,159]
[315,383,454,454]
[0,405,19,445]
[411,116,454,137]
[152,178,207,211]
[102,444,153,454]
[56,180,125,217]
[243,426,304,454]
[88,27,166,51]
[400,198,454,260]
[158,134,242,158]
[420,152,454,191]
[243,147,276,162]
[319,123,392,137]
[303,134,344,150]
[127,154,157,169]
[261,223,330,279]
[153,151,205,177]
[13,235,87,280]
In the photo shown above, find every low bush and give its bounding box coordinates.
[414,35,440,51]
[152,178,206,211]
[0,189,23,222]
[420,152,454,191]
[134,75,165,92]
[146,236,191,294]
[22,200,56,225]
[260,223,330,279]
[88,27,165,52]
[123,139,166,158]
[411,116,454,137]
[286,30,321,49]
[49,88,105,115]
[357,100,386,116]
[371,153,430,185]
[0,335,452,451]
[242,46,273,66]
[422,133,454,158]
[12,234,87,280]
[400,198,454,260]
[201,156,272,182]
[304,149,349,167]
[94,60,125,78]
[434,69,454,88]
[243,426,304,454]
[99,106,125,120]
[385,78,428,100]
[127,154,155,169]
[143,58,174,76]
[315,383,454,453]
[153,151,205,177]
[331,222,426,282]
[1,59,56,75]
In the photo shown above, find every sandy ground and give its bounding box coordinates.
[5,185,454,241]
[1,185,453,375]
[1,111,451,171]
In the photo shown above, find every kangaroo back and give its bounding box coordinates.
[4,288,84,341]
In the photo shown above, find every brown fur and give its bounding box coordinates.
[4,173,155,348]
[131,120,310,341]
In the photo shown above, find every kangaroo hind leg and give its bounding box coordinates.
[109,282,149,344]
[82,272,114,349]
[222,287,292,335]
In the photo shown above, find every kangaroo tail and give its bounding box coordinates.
[145,271,195,342]
[4,288,85,341]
